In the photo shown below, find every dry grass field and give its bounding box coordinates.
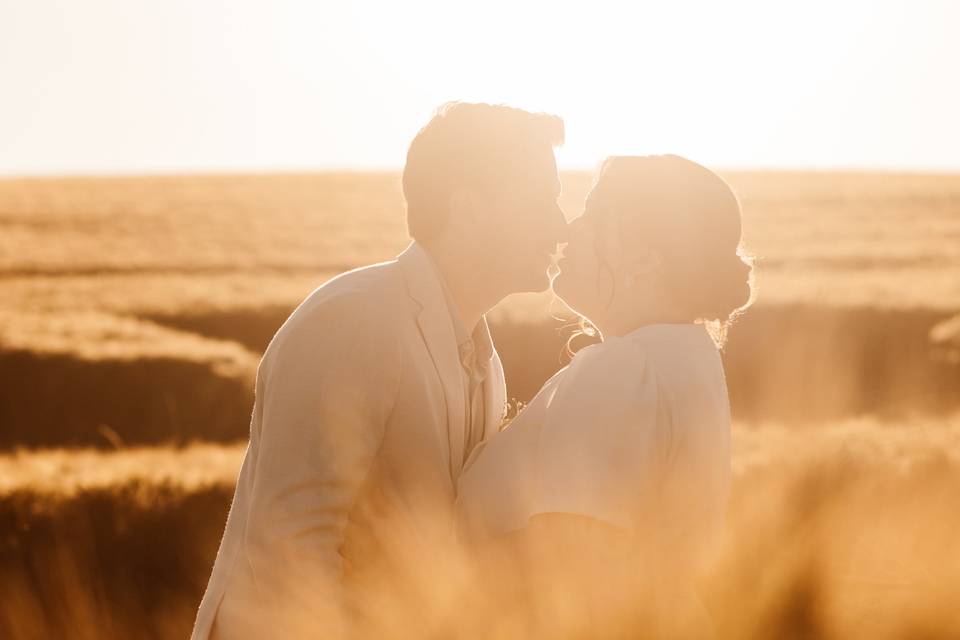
[2,171,959,638]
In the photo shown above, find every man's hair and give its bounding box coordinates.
[402,102,564,241]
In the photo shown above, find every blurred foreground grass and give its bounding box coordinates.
[2,417,959,639]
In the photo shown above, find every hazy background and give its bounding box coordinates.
[2,0,959,175]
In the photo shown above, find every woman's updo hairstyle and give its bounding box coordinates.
[586,155,755,345]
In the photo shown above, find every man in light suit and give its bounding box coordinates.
[191,102,568,639]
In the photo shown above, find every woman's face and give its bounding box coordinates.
[551,205,617,322]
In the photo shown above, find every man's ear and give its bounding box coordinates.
[448,188,481,233]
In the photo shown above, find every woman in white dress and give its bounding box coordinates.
[456,155,755,638]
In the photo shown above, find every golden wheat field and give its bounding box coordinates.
[2,171,960,639]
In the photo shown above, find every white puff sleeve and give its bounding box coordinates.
[529,341,675,530]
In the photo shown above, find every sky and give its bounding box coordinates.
[1,0,958,175]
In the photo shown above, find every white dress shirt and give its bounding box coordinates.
[422,248,495,467]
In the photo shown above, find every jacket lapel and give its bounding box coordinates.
[397,242,467,483]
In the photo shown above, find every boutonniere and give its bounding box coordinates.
[498,398,527,432]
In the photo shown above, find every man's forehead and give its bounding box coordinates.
[542,149,561,191]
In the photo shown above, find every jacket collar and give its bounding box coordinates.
[397,241,468,482]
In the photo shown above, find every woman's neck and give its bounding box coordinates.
[593,300,692,339]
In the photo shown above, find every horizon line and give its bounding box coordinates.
[3,164,960,181]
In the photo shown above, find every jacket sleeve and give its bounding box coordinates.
[242,293,402,638]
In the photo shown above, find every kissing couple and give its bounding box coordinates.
[191,102,754,640]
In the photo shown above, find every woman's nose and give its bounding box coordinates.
[553,204,571,242]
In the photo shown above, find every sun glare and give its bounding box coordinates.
[1,1,958,174]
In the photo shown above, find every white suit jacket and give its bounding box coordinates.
[190,241,507,639]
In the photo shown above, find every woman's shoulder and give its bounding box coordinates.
[570,337,643,371]
[563,336,656,394]
[547,338,662,429]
